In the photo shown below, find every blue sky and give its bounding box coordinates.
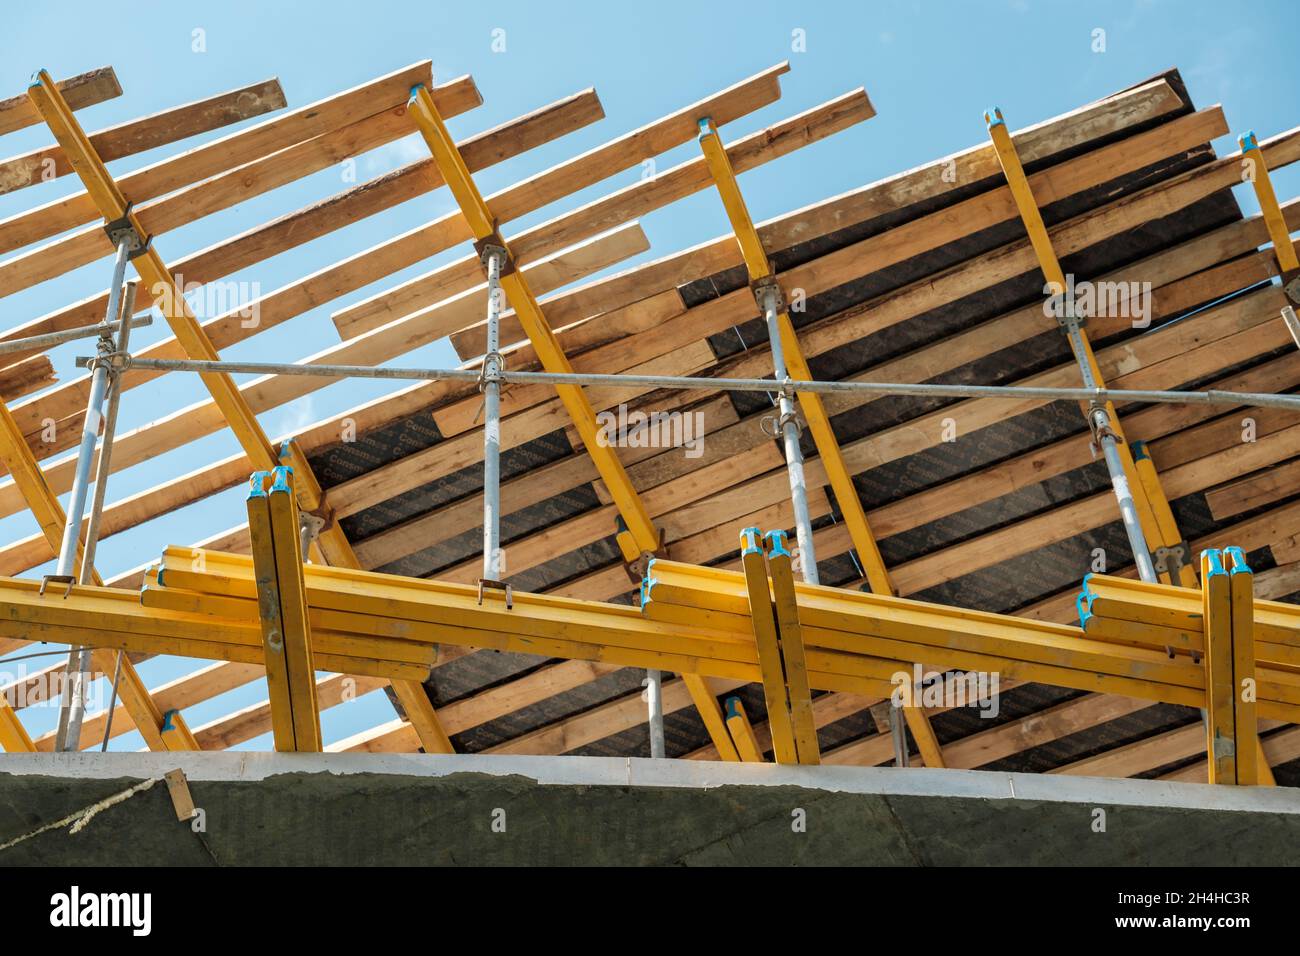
[0,0,1296,749]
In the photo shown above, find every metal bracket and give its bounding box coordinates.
[1282,270,1300,306]
[471,350,509,424]
[1212,731,1236,759]
[1085,403,1119,458]
[102,203,152,261]
[39,574,75,599]
[1051,295,1087,330]
[298,510,327,556]
[477,577,513,610]
[1152,541,1192,578]
[751,275,786,313]
[761,403,803,439]
[621,527,667,584]
[473,236,514,277]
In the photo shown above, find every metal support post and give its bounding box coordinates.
[481,245,506,584]
[53,238,129,753]
[83,280,137,752]
[645,669,665,758]
[1062,315,1157,583]
[759,285,818,585]
[889,702,909,768]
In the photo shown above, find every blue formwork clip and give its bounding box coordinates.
[724,696,744,720]
[639,557,659,610]
[1223,545,1252,577]
[984,106,1005,129]
[269,465,293,495]
[739,526,764,556]
[763,528,790,557]
[1204,547,1227,579]
[1076,573,1101,629]
[1238,130,1260,152]
[246,470,270,500]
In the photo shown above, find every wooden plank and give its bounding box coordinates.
[1206,458,1300,520]
[448,81,1196,360]
[323,62,792,341]
[339,85,868,339]
[0,355,55,402]
[0,76,483,353]
[0,77,286,195]
[0,67,120,137]
[0,87,599,299]
[12,178,1273,584]
[15,87,1222,554]
[0,61,455,257]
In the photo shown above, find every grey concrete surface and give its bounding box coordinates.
[1,753,1296,865]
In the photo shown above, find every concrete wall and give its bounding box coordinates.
[2,754,1297,865]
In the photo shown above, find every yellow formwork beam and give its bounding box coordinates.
[1201,550,1237,784]
[406,83,659,563]
[765,530,820,764]
[247,469,320,752]
[680,674,741,761]
[697,116,892,596]
[0,694,35,753]
[1225,547,1260,785]
[902,705,946,768]
[27,71,456,752]
[1130,443,1199,588]
[725,697,766,762]
[0,389,196,751]
[985,107,1191,588]
[1238,131,1299,275]
[26,72,346,561]
[739,528,799,764]
[140,545,1300,717]
[641,556,1300,719]
[390,680,454,754]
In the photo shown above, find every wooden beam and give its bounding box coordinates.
[332,62,794,338]
[0,77,286,195]
[0,66,120,137]
[0,61,453,257]
[737,528,798,764]
[0,97,1236,550]
[1226,547,1261,785]
[725,698,766,762]
[765,530,820,764]
[0,86,595,301]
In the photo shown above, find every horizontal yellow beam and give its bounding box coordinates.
[169,546,1300,715]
